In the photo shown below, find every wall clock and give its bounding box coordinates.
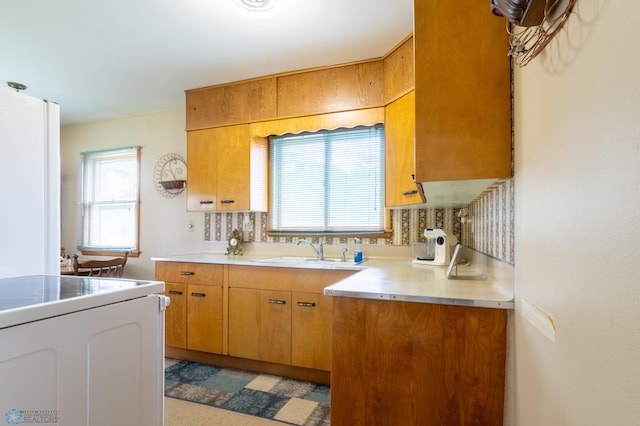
[226,229,243,255]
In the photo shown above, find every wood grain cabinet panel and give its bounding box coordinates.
[185,78,277,130]
[291,292,332,371]
[186,124,267,212]
[163,282,187,348]
[331,297,507,426]
[385,91,420,207]
[228,288,292,365]
[383,36,414,103]
[187,284,223,354]
[228,265,354,371]
[156,262,224,354]
[277,61,384,117]
[413,0,511,185]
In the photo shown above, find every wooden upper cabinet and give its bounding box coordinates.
[186,78,277,131]
[385,91,420,207]
[413,0,511,185]
[187,124,267,212]
[276,61,384,118]
[383,36,414,104]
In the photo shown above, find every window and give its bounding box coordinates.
[79,146,140,255]
[269,125,384,234]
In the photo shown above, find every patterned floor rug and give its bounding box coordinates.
[165,360,330,426]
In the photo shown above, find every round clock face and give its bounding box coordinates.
[229,237,238,247]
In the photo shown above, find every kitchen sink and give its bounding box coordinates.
[251,256,366,269]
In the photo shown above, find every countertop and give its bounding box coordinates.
[152,250,514,310]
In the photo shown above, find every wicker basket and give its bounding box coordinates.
[160,180,186,190]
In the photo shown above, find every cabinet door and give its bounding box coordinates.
[414,0,511,184]
[384,91,420,207]
[216,124,251,211]
[186,129,218,211]
[164,283,187,348]
[228,288,291,364]
[186,284,223,354]
[331,297,507,425]
[291,292,332,371]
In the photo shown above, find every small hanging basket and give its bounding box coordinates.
[154,153,187,198]
[160,180,187,190]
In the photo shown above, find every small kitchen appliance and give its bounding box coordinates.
[412,228,458,266]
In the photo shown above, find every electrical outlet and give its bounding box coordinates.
[187,220,195,232]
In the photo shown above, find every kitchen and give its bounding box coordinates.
[2,0,639,425]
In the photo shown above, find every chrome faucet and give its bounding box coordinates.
[340,247,348,262]
[297,239,324,260]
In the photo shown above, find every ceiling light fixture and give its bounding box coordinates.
[229,0,277,19]
[7,81,27,92]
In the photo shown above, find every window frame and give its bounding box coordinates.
[77,146,141,257]
[268,125,387,236]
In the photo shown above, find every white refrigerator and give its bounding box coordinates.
[0,87,60,278]
[0,89,167,425]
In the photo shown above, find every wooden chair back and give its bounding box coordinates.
[72,252,129,278]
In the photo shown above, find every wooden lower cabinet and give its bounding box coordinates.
[156,262,224,354]
[331,297,507,426]
[164,283,187,348]
[186,284,223,353]
[228,288,292,364]
[228,265,354,372]
[157,261,353,377]
[291,292,332,371]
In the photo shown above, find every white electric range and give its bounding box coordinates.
[0,275,167,426]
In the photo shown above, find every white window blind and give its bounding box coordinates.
[79,146,140,252]
[269,125,384,233]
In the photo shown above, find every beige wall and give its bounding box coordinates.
[513,0,640,424]
[60,108,210,280]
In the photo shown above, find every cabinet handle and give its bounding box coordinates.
[168,290,183,296]
[297,301,316,308]
[402,189,418,196]
[180,271,195,276]
[220,199,235,204]
[191,292,206,298]
[268,299,286,305]
[200,200,213,205]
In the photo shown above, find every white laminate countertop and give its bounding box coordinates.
[151,252,514,310]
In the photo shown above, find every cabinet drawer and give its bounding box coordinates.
[155,262,224,285]
[228,265,355,293]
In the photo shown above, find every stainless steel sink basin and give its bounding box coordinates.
[251,256,366,269]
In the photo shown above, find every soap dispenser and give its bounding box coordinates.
[354,238,363,263]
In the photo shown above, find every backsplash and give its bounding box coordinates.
[205,178,514,263]
[462,179,515,263]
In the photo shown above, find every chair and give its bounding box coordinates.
[72,252,129,278]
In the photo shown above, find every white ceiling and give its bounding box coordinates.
[1,0,414,125]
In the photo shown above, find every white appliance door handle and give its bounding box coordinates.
[157,295,171,311]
